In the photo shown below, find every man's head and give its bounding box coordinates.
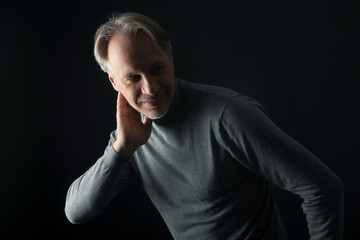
[94,12,175,119]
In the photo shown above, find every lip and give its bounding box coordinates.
[142,93,164,108]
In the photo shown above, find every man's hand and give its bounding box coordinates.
[112,91,152,157]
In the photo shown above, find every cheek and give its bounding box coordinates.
[123,86,141,105]
[159,72,174,88]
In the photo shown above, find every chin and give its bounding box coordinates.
[140,89,174,120]
[146,109,168,120]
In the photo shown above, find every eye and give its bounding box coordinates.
[151,65,164,74]
[127,75,141,82]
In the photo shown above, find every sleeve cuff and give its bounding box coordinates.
[101,145,130,169]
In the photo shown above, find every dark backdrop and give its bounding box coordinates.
[1,1,359,239]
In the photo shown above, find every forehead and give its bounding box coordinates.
[107,32,167,75]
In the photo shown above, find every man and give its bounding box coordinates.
[65,12,343,239]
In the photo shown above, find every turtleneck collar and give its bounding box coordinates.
[152,77,183,126]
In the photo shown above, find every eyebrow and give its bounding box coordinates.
[123,62,166,78]
[125,72,137,78]
[151,61,165,66]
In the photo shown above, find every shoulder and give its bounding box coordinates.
[220,93,272,137]
[178,78,239,101]
[223,94,267,118]
[174,78,268,129]
[177,78,265,116]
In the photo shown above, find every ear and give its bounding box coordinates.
[108,74,119,91]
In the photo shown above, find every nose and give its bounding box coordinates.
[141,75,160,95]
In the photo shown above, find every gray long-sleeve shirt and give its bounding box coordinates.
[65,78,343,239]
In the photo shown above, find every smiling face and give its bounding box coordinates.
[107,31,175,119]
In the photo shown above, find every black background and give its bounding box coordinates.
[1,0,359,239]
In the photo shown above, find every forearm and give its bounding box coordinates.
[277,141,344,239]
[295,170,343,239]
[65,145,133,224]
[263,135,344,238]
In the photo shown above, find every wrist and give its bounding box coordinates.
[112,141,134,158]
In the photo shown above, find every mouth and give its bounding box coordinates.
[140,92,165,108]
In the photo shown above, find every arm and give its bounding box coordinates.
[64,130,135,224]
[219,95,343,239]
[65,91,152,224]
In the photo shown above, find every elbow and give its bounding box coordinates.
[320,173,343,206]
[302,173,343,206]
[64,183,90,224]
[64,195,102,224]
[64,202,84,224]
[64,196,90,224]
[334,175,343,193]
[331,175,343,202]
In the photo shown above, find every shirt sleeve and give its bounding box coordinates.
[219,95,343,240]
[64,130,136,224]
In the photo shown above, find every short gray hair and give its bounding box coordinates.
[94,12,173,73]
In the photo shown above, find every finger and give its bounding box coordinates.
[118,91,129,107]
[118,91,130,117]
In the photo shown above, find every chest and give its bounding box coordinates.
[131,121,249,203]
